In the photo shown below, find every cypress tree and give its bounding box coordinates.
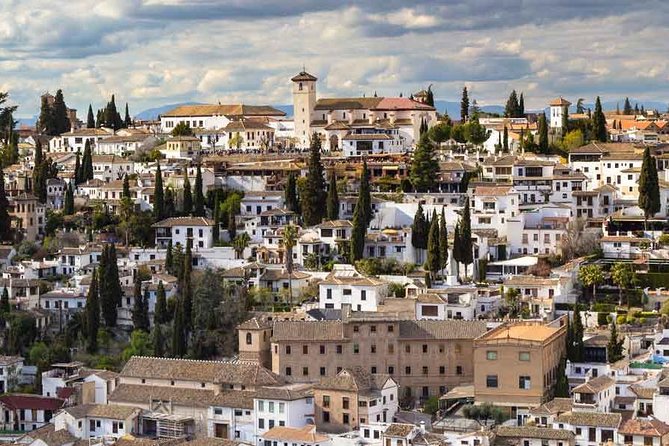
[554,358,569,397]
[607,321,624,363]
[123,175,131,199]
[503,126,509,151]
[460,87,469,122]
[108,244,122,319]
[154,282,167,325]
[171,299,186,357]
[81,141,93,182]
[409,135,438,192]
[301,133,326,226]
[571,306,585,362]
[98,245,112,326]
[350,192,367,263]
[64,182,74,215]
[182,241,193,329]
[52,89,70,134]
[227,211,237,240]
[0,288,9,314]
[623,97,632,115]
[638,146,660,223]
[153,323,164,357]
[87,105,95,129]
[38,96,55,135]
[0,168,10,242]
[359,160,372,225]
[86,269,100,354]
[505,90,520,118]
[592,96,608,142]
[411,203,427,250]
[193,165,205,217]
[452,221,462,278]
[426,86,434,107]
[213,195,220,242]
[165,239,173,274]
[439,208,449,275]
[284,173,299,213]
[519,92,525,116]
[538,113,549,153]
[74,151,81,185]
[426,212,441,280]
[182,169,192,216]
[164,187,176,218]
[124,103,132,128]
[153,162,164,221]
[34,139,43,168]
[326,170,339,221]
[460,200,473,272]
[132,276,144,330]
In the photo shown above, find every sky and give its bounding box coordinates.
[2,0,669,118]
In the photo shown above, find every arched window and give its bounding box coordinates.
[246,333,252,345]
[299,82,303,91]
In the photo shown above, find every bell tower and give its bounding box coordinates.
[291,69,318,148]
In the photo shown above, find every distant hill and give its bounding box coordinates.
[134,102,203,121]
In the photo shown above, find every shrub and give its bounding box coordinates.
[617,315,627,325]
[597,312,609,326]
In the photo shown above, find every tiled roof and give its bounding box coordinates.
[398,320,487,340]
[549,97,571,107]
[17,424,78,446]
[314,367,391,393]
[573,375,615,394]
[62,404,140,419]
[0,393,64,411]
[119,356,282,386]
[262,425,328,443]
[557,411,621,428]
[374,98,435,111]
[384,423,415,437]
[630,385,656,399]
[496,426,574,441]
[618,418,669,437]
[529,397,573,415]
[254,384,312,401]
[314,97,383,111]
[152,216,215,228]
[161,104,285,118]
[109,384,255,409]
[291,71,318,82]
[272,321,345,342]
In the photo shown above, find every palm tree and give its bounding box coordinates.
[232,233,250,260]
[283,224,298,305]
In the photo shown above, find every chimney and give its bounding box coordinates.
[419,421,426,434]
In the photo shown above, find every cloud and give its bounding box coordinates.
[3,0,669,117]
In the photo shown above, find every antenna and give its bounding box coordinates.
[302,64,306,73]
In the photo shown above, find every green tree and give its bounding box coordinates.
[502,126,509,151]
[505,90,520,118]
[439,208,449,276]
[561,130,584,150]
[154,282,168,325]
[165,240,174,274]
[592,96,607,142]
[81,140,94,182]
[64,182,74,215]
[285,173,300,214]
[172,122,193,137]
[182,169,192,216]
[359,160,372,225]
[232,233,249,259]
[38,95,55,135]
[460,86,470,122]
[554,357,570,397]
[607,321,624,363]
[623,97,632,115]
[300,133,326,226]
[411,203,428,251]
[123,175,131,199]
[124,103,132,128]
[464,111,490,146]
[426,212,441,280]
[193,165,205,217]
[519,92,524,116]
[74,151,81,185]
[611,262,636,308]
[569,307,585,362]
[153,323,165,357]
[182,241,193,328]
[283,224,298,304]
[0,169,11,242]
[579,264,604,300]
[425,86,435,107]
[538,113,549,153]
[153,162,164,221]
[229,133,244,149]
[638,146,660,223]
[171,299,187,357]
[326,170,339,221]
[459,200,473,278]
[85,269,100,354]
[164,186,176,218]
[86,105,95,129]
[0,288,9,314]
[427,122,451,143]
[52,89,70,135]
[350,189,367,263]
[122,330,151,361]
[410,135,438,192]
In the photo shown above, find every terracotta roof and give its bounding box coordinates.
[254,384,312,401]
[291,71,318,82]
[573,375,615,394]
[557,411,621,428]
[342,133,393,141]
[384,423,415,437]
[0,393,64,411]
[374,97,435,111]
[152,217,215,228]
[495,426,574,441]
[314,97,383,111]
[162,104,285,118]
[62,404,141,419]
[185,439,250,446]
[119,356,282,386]
[529,397,573,415]
[109,384,254,409]
[549,97,571,107]
[630,385,656,399]
[223,119,273,132]
[17,424,78,446]
[272,321,345,342]
[618,418,669,437]
[262,425,328,443]
[314,367,392,393]
[398,320,487,340]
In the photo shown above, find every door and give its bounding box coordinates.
[215,423,228,439]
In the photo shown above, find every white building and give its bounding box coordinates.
[319,264,388,312]
[48,128,113,153]
[152,216,216,249]
[549,97,571,131]
[54,404,140,439]
[253,384,314,442]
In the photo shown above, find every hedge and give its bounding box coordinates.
[637,273,669,289]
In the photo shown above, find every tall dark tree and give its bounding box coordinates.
[359,160,372,225]
[505,90,520,118]
[193,165,205,217]
[411,203,428,266]
[153,323,164,357]
[182,170,192,216]
[52,90,70,135]
[300,133,326,226]
[153,162,164,221]
[460,87,470,122]
[452,221,462,277]
[165,239,173,274]
[326,169,339,221]
[623,97,633,115]
[85,269,100,354]
[0,288,9,314]
[0,168,11,242]
[538,113,549,153]
[181,241,193,329]
[100,244,121,327]
[164,187,176,218]
[86,105,95,129]
[124,103,132,128]
[607,321,624,363]
[569,307,585,362]
[503,126,509,151]
[426,212,440,280]
[38,96,55,135]
[154,282,168,325]
[519,92,525,116]
[74,151,81,185]
[132,277,150,332]
[460,200,473,277]
[554,358,569,397]
[64,182,74,215]
[638,147,660,223]
[284,173,299,213]
[592,96,608,142]
[171,299,187,357]
[439,208,449,275]
[350,190,367,263]
[426,86,435,107]
[410,135,438,192]
[81,141,94,182]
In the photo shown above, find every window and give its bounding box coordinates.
[456,366,462,375]
[353,325,359,333]
[336,345,343,354]
[303,345,308,354]
[353,344,359,354]
[405,366,411,375]
[285,345,291,354]
[388,366,394,374]
[422,366,428,375]
[388,344,394,354]
[405,345,411,353]
[486,351,498,360]
[320,367,326,376]
[370,324,376,332]
[342,397,350,409]
[258,418,264,429]
[361,290,367,301]
[246,333,252,345]
[388,325,394,332]
[439,366,445,375]
[371,344,376,353]
[258,400,264,412]
[343,414,350,425]
[343,289,352,296]
[323,411,330,423]
[519,352,530,361]
[89,420,96,431]
[322,395,330,408]
[285,367,291,376]
[320,345,326,354]
[644,437,653,446]
[486,375,498,388]
[519,376,531,389]
[302,367,309,376]
[422,344,428,353]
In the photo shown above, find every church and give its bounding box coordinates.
[291,71,437,154]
